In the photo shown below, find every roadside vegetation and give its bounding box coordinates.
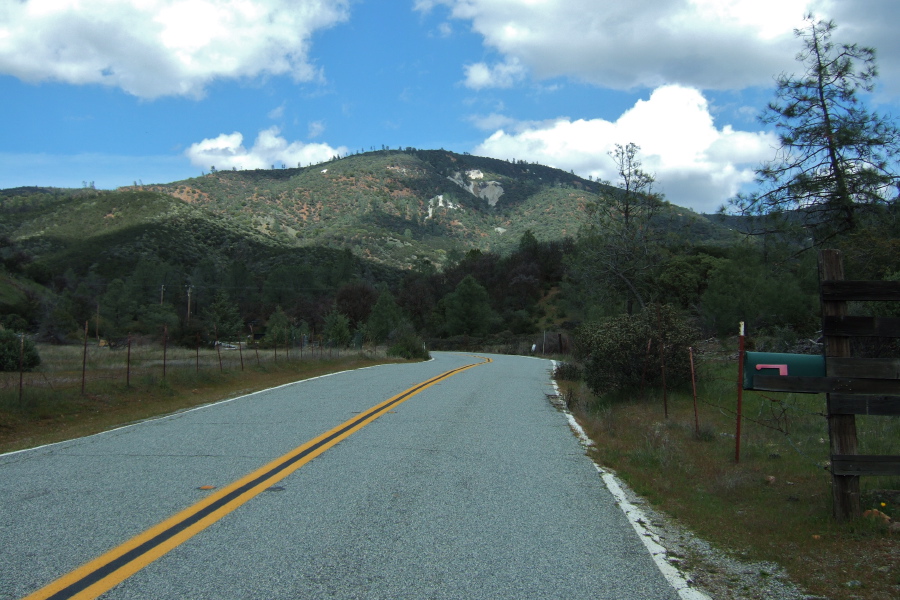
[0,14,898,600]
[556,342,899,600]
[0,341,403,455]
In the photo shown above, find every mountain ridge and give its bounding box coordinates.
[138,149,735,269]
[1,150,739,286]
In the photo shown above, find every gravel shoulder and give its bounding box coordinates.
[547,379,820,600]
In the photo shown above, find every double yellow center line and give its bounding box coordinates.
[24,357,491,600]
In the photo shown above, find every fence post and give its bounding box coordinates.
[736,321,745,463]
[215,325,223,372]
[163,325,168,379]
[819,249,860,520]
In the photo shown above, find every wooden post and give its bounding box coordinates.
[819,249,860,520]
[215,325,223,372]
[736,321,745,463]
[162,325,168,379]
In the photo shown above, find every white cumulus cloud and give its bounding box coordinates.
[420,0,848,91]
[463,57,526,89]
[473,85,777,213]
[0,0,350,98]
[185,127,348,170]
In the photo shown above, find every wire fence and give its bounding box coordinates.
[1,333,385,406]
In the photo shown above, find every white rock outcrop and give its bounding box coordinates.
[447,171,504,206]
[426,194,459,219]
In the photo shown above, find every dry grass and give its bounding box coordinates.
[0,341,402,454]
[560,349,900,600]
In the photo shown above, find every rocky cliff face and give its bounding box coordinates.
[447,170,505,206]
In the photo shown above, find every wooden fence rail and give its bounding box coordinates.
[819,249,900,520]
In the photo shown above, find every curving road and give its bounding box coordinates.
[1,352,679,599]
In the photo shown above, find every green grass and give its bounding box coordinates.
[560,349,900,600]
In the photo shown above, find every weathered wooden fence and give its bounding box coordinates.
[746,249,900,520]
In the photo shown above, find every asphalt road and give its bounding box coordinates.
[1,352,679,599]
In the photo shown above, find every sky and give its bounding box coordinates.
[1,0,899,214]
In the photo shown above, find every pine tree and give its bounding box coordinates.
[730,15,900,244]
[443,275,492,336]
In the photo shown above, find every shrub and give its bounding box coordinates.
[553,361,582,381]
[387,329,430,360]
[0,329,41,371]
[576,304,698,396]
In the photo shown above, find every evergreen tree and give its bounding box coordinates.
[443,275,493,336]
[101,278,136,336]
[729,16,900,244]
[264,306,290,347]
[323,309,352,347]
[0,329,40,371]
[202,291,244,340]
[367,290,403,343]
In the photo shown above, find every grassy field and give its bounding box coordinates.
[559,341,899,600]
[0,340,402,454]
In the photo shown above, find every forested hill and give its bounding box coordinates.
[142,149,735,269]
[0,149,747,344]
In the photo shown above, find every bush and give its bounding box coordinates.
[576,304,697,396]
[553,361,582,381]
[0,329,41,371]
[387,329,430,360]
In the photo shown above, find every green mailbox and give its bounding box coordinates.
[743,352,826,390]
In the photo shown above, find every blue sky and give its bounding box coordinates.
[1,0,898,213]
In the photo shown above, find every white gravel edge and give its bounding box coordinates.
[549,361,712,600]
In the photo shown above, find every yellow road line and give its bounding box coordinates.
[23,357,491,600]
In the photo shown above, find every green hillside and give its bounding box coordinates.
[0,149,766,345]
[143,149,737,269]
